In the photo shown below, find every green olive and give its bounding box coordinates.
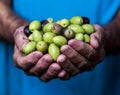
[32,30,43,42]
[84,34,90,43]
[53,36,67,47]
[82,24,95,34]
[22,41,36,55]
[75,33,84,41]
[28,34,34,41]
[36,41,48,53]
[29,20,41,31]
[59,18,70,28]
[43,32,56,44]
[48,43,60,61]
[70,16,83,25]
[47,17,54,23]
[42,23,54,32]
[68,24,85,34]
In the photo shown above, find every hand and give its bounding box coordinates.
[13,26,68,82]
[57,24,105,79]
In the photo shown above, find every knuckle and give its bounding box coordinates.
[27,51,43,63]
[58,70,66,78]
[18,57,36,70]
[29,55,53,75]
[14,26,25,38]
[78,61,88,72]
[41,54,52,63]
[49,63,61,74]
[57,54,66,63]
[13,56,23,69]
[40,73,54,82]
[87,49,97,60]
[59,73,70,80]
[72,41,85,52]
[61,45,70,53]
[29,64,47,76]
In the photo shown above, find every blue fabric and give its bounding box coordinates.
[0,0,120,95]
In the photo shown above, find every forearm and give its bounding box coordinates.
[0,1,29,44]
[0,0,12,6]
[104,9,120,54]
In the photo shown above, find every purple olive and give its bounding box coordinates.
[61,28,74,39]
[82,17,90,24]
[51,23,63,34]
[24,25,31,36]
[41,20,49,27]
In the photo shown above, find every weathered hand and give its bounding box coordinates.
[13,26,67,82]
[57,24,105,79]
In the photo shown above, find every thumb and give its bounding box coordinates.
[13,45,43,70]
[14,26,29,51]
[90,24,104,49]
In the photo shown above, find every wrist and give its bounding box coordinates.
[103,16,120,54]
[0,2,29,43]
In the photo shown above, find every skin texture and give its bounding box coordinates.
[104,9,120,54]
[0,0,12,6]
[14,24,105,82]
[58,24,105,75]
[0,1,29,43]
[0,0,120,82]
[14,26,67,82]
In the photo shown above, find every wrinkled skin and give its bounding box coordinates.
[0,0,119,82]
[58,24,105,76]
[13,26,68,82]
[0,0,12,6]
[13,24,105,82]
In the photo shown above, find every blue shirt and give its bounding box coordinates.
[0,0,120,95]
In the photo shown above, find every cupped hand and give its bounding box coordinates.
[57,24,105,79]
[13,26,69,82]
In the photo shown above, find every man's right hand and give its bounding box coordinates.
[57,24,105,79]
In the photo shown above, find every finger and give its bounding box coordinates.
[40,63,61,82]
[14,26,29,51]
[61,45,91,65]
[61,44,97,72]
[86,48,105,71]
[13,45,22,67]
[97,48,105,62]
[78,60,91,72]
[29,54,53,76]
[13,45,43,70]
[58,70,70,80]
[86,62,96,71]
[68,39,97,61]
[90,24,104,49]
[57,54,79,76]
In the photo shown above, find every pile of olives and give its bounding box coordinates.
[23,16,95,61]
